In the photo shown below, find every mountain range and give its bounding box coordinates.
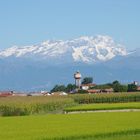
[0,35,139,91]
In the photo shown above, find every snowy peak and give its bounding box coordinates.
[71,35,127,62]
[0,35,127,63]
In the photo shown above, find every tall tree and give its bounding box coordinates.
[128,84,137,92]
[66,84,76,92]
[113,83,128,92]
[82,77,93,84]
[51,85,66,92]
[112,80,120,85]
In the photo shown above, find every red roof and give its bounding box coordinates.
[137,86,140,91]
[88,89,101,93]
[81,83,96,87]
[0,91,13,97]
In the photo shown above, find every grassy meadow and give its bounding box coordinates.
[0,93,140,140]
[64,102,140,113]
[0,112,140,140]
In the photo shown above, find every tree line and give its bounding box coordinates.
[51,77,138,93]
[91,80,138,92]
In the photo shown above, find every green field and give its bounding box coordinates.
[0,112,140,140]
[0,94,140,140]
[1,93,140,116]
[64,102,140,113]
[72,93,140,104]
[0,96,76,116]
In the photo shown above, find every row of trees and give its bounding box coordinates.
[51,84,76,93]
[51,76,138,93]
[91,80,138,92]
[51,77,93,92]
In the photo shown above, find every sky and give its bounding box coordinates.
[0,0,140,50]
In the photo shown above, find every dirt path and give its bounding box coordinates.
[65,109,140,114]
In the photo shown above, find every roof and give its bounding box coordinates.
[51,92,68,95]
[88,88,113,93]
[88,89,101,93]
[102,88,114,92]
[81,83,96,87]
[137,86,140,91]
[0,91,13,97]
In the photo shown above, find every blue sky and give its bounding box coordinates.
[0,0,140,49]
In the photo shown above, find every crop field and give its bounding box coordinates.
[0,112,140,140]
[0,94,140,140]
[72,92,140,104]
[0,93,140,116]
[0,96,76,116]
[64,102,140,113]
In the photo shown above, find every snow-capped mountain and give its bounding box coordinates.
[0,35,139,91]
[0,35,127,64]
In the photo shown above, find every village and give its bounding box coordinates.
[0,71,140,97]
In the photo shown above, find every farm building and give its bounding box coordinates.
[88,88,113,94]
[51,92,68,96]
[137,86,140,91]
[0,91,13,97]
[88,89,101,93]
[81,83,96,90]
[101,88,114,93]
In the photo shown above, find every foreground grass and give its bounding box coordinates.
[75,134,140,140]
[0,96,75,116]
[98,135,140,140]
[64,102,140,112]
[0,112,140,140]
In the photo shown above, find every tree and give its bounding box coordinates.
[51,85,66,92]
[112,80,120,85]
[113,83,128,92]
[51,83,77,93]
[90,84,112,90]
[82,77,93,84]
[66,84,76,92]
[128,84,137,92]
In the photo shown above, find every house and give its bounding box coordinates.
[88,89,101,93]
[0,91,13,97]
[133,81,139,86]
[137,86,140,91]
[81,83,96,90]
[88,88,113,94]
[51,92,68,96]
[101,88,114,93]
[27,92,44,96]
[12,93,27,96]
